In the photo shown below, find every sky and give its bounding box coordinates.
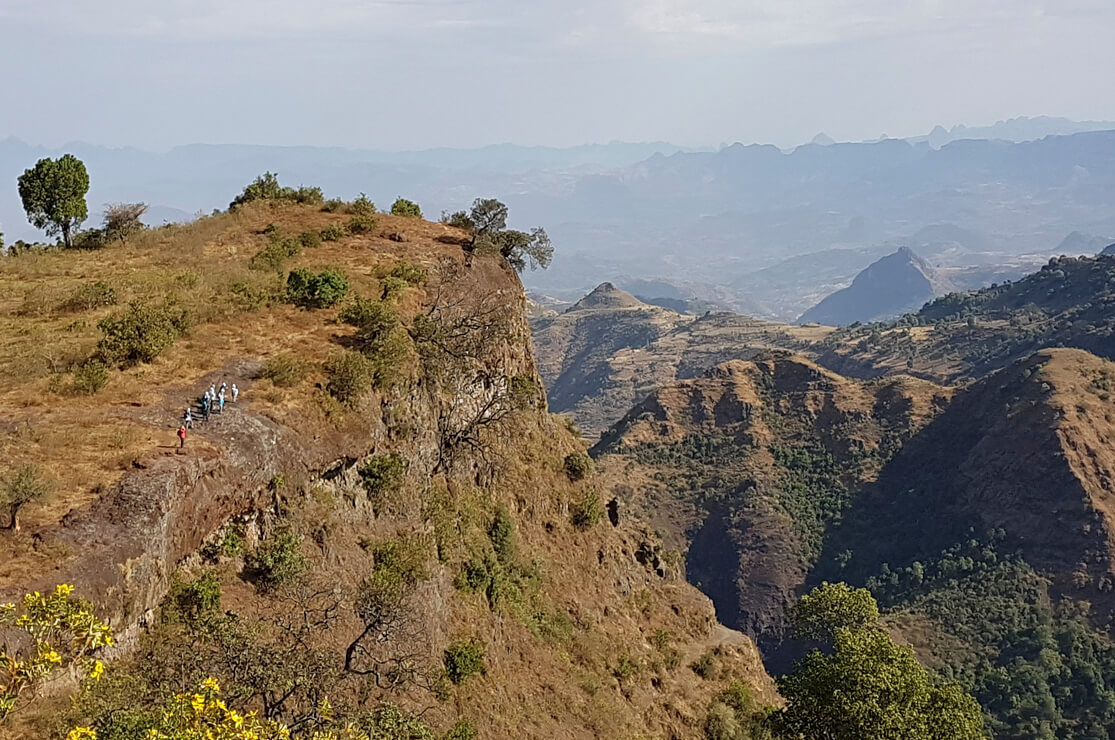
[1,0,1115,150]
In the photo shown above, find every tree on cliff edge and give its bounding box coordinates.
[443,198,553,272]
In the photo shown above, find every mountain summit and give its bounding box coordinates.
[568,281,646,311]
[797,247,944,326]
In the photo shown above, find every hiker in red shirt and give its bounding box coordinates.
[177,425,187,454]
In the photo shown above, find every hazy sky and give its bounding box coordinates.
[2,0,1114,150]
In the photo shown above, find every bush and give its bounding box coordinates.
[488,505,517,565]
[258,354,310,387]
[59,281,117,313]
[229,173,326,209]
[444,639,486,685]
[324,350,374,404]
[291,185,324,205]
[285,268,350,309]
[321,198,346,213]
[359,453,407,501]
[390,198,423,218]
[96,300,191,368]
[320,224,346,242]
[563,451,594,481]
[440,210,474,230]
[71,359,108,395]
[243,528,308,591]
[164,570,221,624]
[249,236,302,272]
[298,230,322,248]
[348,214,379,235]
[347,193,377,216]
[442,720,479,740]
[570,489,603,530]
[385,261,428,286]
[228,279,275,312]
[690,651,717,679]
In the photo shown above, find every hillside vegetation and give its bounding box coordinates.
[817,254,1115,383]
[0,181,779,739]
[594,347,1115,738]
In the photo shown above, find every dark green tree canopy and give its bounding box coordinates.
[17,154,90,249]
[774,584,986,740]
[443,198,553,273]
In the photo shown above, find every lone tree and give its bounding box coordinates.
[17,155,90,249]
[443,198,553,272]
[1,463,49,532]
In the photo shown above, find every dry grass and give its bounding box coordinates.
[0,203,467,531]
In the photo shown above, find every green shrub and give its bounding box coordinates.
[348,214,379,235]
[380,275,410,299]
[243,528,308,591]
[444,639,486,685]
[386,261,428,286]
[285,268,349,309]
[291,185,324,205]
[324,350,374,404]
[570,489,603,530]
[347,193,377,216]
[229,173,326,209]
[340,295,399,345]
[59,280,117,312]
[442,720,478,740]
[488,505,517,565]
[73,229,108,250]
[690,651,717,679]
[71,359,108,395]
[440,210,474,230]
[321,198,346,213]
[249,236,302,272]
[390,198,422,218]
[564,451,594,481]
[96,299,191,368]
[164,570,222,624]
[228,279,274,311]
[320,224,346,242]
[508,375,539,410]
[231,172,285,207]
[298,230,322,248]
[359,453,407,502]
[258,354,310,387]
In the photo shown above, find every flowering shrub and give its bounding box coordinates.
[0,584,114,723]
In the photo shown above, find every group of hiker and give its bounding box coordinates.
[177,380,240,453]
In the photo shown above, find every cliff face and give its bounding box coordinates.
[0,206,775,739]
[593,354,950,645]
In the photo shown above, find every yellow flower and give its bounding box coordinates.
[88,660,105,680]
[43,650,63,664]
[190,693,206,713]
[66,728,98,740]
[200,676,221,693]
[56,584,75,596]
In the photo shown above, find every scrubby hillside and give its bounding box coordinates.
[595,346,1115,738]
[816,253,1115,383]
[815,348,1115,738]
[532,287,829,437]
[0,198,776,738]
[592,354,949,645]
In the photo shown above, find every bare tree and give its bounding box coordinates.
[103,202,148,245]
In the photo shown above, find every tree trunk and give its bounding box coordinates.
[6,504,19,531]
[62,222,73,249]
